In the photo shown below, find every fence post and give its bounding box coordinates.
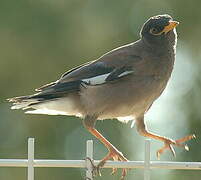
[86,140,94,180]
[28,138,35,180]
[144,139,151,180]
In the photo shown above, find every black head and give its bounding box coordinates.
[140,14,179,47]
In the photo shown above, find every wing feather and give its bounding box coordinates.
[35,44,142,94]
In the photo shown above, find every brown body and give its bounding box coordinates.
[8,15,195,180]
[79,40,175,120]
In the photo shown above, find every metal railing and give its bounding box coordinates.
[0,138,201,180]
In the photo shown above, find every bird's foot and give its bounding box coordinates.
[157,134,196,159]
[93,147,128,180]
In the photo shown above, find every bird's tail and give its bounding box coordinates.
[8,80,82,116]
[7,92,80,116]
[7,95,41,110]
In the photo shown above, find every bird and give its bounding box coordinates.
[8,14,195,179]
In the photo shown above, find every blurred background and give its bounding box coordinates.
[0,0,201,179]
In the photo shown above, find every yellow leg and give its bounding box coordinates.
[83,116,128,179]
[136,116,196,159]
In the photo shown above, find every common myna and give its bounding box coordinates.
[8,14,195,179]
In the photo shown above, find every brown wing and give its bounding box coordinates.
[35,43,142,94]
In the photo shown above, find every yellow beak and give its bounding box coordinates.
[162,21,179,34]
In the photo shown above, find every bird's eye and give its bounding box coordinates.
[150,28,158,34]
[149,27,162,35]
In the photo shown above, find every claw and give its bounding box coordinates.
[95,148,129,178]
[85,157,102,177]
[184,144,189,151]
[85,157,95,169]
[168,144,176,157]
[94,165,102,177]
[85,157,97,177]
[120,168,127,180]
[111,168,117,175]
[156,134,196,159]
[176,134,196,143]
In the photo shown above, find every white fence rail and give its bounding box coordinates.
[0,138,200,180]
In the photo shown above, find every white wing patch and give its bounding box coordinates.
[82,73,110,85]
[82,70,133,85]
[118,70,133,77]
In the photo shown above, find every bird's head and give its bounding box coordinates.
[140,14,179,48]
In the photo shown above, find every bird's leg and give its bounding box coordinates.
[135,116,195,159]
[83,115,128,179]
